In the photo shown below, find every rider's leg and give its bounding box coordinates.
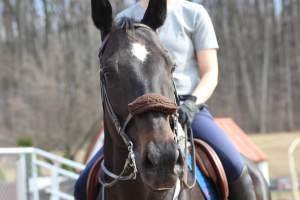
[191,105,256,199]
[74,148,103,200]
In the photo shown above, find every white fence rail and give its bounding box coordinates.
[0,147,86,200]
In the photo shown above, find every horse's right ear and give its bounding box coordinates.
[141,0,167,30]
[91,0,113,39]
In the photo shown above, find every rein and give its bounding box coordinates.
[97,23,197,199]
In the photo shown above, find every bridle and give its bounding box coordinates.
[97,23,196,198]
[97,25,142,188]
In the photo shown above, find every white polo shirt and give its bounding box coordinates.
[116,0,219,95]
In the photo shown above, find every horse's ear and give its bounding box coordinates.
[91,0,113,39]
[141,0,167,30]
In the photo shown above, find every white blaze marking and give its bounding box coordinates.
[131,43,149,62]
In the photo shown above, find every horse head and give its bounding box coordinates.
[92,0,184,191]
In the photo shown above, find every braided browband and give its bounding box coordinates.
[128,93,177,116]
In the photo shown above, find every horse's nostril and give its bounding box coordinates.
[175,149,179,163]
[144,152,156,169]
[175,149,183,166]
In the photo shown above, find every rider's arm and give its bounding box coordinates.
[192,49,219,105]
[190,4,219,105]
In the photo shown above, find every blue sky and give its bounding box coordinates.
[34,0,44,17]
[274,0,283,15]
[34,0,71,17]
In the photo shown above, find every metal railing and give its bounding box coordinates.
[0,147,86,200]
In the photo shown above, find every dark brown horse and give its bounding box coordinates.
[90,0,271,199]
[91,0,204,199]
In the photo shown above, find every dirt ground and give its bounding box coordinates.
[249,132,300,178]
[250,132,300,200]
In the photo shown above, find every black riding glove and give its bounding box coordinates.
[178,96,200,125]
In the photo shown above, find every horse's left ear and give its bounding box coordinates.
[91,0,113,39]
[141,0,167,30]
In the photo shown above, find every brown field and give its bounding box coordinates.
[249,132,300,178]
[250,132,300,200]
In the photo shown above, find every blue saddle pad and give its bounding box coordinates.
[187,154,220,200]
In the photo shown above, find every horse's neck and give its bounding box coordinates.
[103,130,178,200]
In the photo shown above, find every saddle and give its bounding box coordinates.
[86,140,229,200]
[86,155,103,200]
[193,139,229,200]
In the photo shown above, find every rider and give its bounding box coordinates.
[74,0,256,199]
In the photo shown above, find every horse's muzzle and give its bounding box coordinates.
[140,141,184,190]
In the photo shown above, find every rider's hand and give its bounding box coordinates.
[178,96,200,125]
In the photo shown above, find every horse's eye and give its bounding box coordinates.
[169,116,175,130]
[169,63,176,73]
[103,70,113,81]
[171,65,175,73]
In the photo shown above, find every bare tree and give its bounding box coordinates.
[1,0,300,154]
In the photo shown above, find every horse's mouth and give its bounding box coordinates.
[147,183,176,191]
[142,176,178,191]
[140,166,183,191]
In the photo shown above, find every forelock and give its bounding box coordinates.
[116,17,137,31]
